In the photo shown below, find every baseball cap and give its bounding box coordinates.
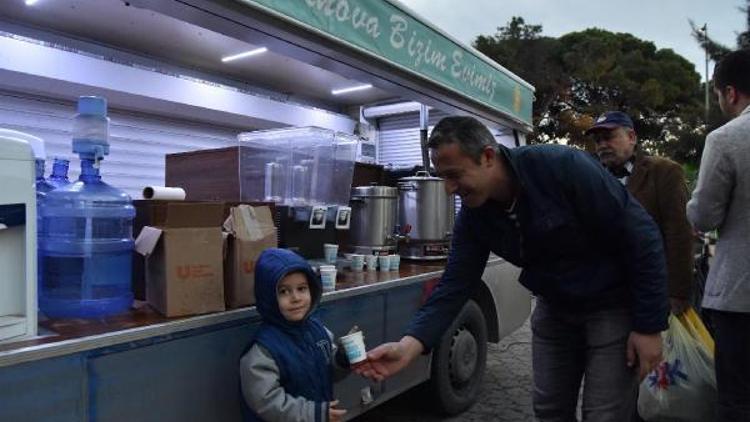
[585,111,634,135]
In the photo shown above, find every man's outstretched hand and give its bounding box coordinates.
[354,336,424,382]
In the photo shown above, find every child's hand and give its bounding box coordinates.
[329,400,347,422]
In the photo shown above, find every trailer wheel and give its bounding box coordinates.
[428,299,487,415]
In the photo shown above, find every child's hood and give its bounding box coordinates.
[254,248,322,326]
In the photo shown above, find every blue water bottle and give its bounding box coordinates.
[38,96,135,318]
[47,157,71,189]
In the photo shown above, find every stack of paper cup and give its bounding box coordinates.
[340,330,367,365]
[365,255,377,271]
[389,254,401,271]
[377,255,391,272]
[350,254,365,271]
[319,265,337,292]
[323,243,338,264]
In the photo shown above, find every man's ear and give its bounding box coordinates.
[481,145,496,166]
[628,129,638,145]
[726,85,738,105]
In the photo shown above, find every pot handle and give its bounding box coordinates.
[415,170,431,177]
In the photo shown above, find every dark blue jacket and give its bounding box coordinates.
[406,145,669,350]
[246,248,333,421]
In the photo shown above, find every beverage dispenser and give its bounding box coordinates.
[0,130,38,342]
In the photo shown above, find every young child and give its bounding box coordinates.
[240,248,347,422]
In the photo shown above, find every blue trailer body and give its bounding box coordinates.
[0,272,433,421]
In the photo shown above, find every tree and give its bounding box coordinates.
[556,29,704,153]
[684,1,750,170]
[474,18,567,135]
[690,1,750,60]
[475,21,705,163]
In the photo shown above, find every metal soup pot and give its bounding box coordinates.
[397,172,455,245]
[349,185,398,251]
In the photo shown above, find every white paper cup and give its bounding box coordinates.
[389,254,401,271]
[365,255,377,271]
[350,254,365,271]
[323,243,338,264]
[340,330,367,364]
[377,255,391,272]
[320,268,337,292]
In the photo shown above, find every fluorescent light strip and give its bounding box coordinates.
[25,0,39,5]
[221,47,267,63]
[331,84,372,95]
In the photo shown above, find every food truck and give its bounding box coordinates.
[0,0,535,420]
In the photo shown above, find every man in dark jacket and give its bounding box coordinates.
[588,111,694,315]
[356,116,669,422]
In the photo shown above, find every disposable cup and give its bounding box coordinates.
[350,254,365,271]
[340,330,367,364]
[377,255,391,272]
[320,268,337,292]
[365,255,377,271]
[323,243,338,264]
[389,254,401,271]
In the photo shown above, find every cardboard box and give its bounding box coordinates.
[224,205,277,308]
[131,200,275,300]
[135,202,225,317]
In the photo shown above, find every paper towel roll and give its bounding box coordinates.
[142,186,186,200]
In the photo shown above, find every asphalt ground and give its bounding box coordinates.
[353,313,535,422]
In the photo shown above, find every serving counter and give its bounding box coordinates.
[0,260,457,421]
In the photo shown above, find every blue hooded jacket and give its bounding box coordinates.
[246,248,333,421]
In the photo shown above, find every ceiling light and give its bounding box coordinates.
[221,47,267,63]
[331,84,372,95]
[25,0,39,5]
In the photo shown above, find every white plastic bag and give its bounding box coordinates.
[637,313,716,421]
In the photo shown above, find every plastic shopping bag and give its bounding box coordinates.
[637,312,717,421]
[681,307,714,355]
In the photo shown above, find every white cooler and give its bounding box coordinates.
[0,129,40,342]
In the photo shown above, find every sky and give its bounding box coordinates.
[400,0,746,83]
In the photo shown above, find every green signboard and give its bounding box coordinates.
[236,0,534,126]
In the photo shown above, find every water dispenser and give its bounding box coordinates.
[0,130,38,342]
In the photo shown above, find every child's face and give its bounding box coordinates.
[277,272,312,322]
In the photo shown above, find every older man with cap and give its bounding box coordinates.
[587,111,694,316]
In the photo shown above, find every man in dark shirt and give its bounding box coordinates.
[356,116,668,421]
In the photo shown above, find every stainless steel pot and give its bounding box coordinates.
[398,172,455,258]
[349,186,399,252]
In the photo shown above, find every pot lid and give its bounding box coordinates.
[351,185,397,198]
[398,170,444,182]
[398,175,444,182]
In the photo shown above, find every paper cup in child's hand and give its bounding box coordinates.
[340,330,367,365]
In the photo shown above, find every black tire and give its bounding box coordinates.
[427,299,488,415]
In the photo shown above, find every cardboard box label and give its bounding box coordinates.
[176,264,217,280]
